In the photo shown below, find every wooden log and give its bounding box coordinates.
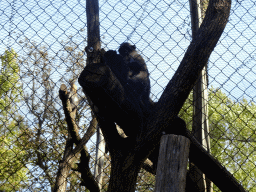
[155,134,190,192]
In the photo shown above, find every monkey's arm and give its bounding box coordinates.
[129,70,149,81]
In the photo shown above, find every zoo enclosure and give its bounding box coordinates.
[0,0,256,191]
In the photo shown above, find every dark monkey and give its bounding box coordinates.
[99,43,151,137]
[101,49,143,137]
[118,42,151,109]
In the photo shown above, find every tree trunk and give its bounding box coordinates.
[107,155,142,192]
[53,139,73,192]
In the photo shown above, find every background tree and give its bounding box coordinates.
[180,88,256,192]
[0,49,28,191]
[17,38,90,191]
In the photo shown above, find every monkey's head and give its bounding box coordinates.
[118,42,136,57]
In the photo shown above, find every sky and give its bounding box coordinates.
[1,0,255,103]
[1,0,256,101]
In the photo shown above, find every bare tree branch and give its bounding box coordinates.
[56,83,99,192]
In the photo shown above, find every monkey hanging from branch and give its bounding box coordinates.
[118,42,151,111]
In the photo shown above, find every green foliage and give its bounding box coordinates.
[180,87,256,192]
[136,169,155,192]
[0,49,28,191]
[0,49,21,114]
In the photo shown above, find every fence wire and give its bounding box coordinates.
[0,0,256,191]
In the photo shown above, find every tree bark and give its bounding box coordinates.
[107,155,142,192]
[155,135,190,192]
[56,84,99,192]
[86,0,101,64]
[53,138,74,192]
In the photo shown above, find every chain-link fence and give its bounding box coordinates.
[0,0,255,191]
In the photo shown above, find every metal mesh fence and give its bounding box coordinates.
[0,0,255,191]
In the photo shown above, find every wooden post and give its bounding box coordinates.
[155,134,190,192]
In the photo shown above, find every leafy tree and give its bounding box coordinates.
[0,49,28,191]
[180,88,256,192]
